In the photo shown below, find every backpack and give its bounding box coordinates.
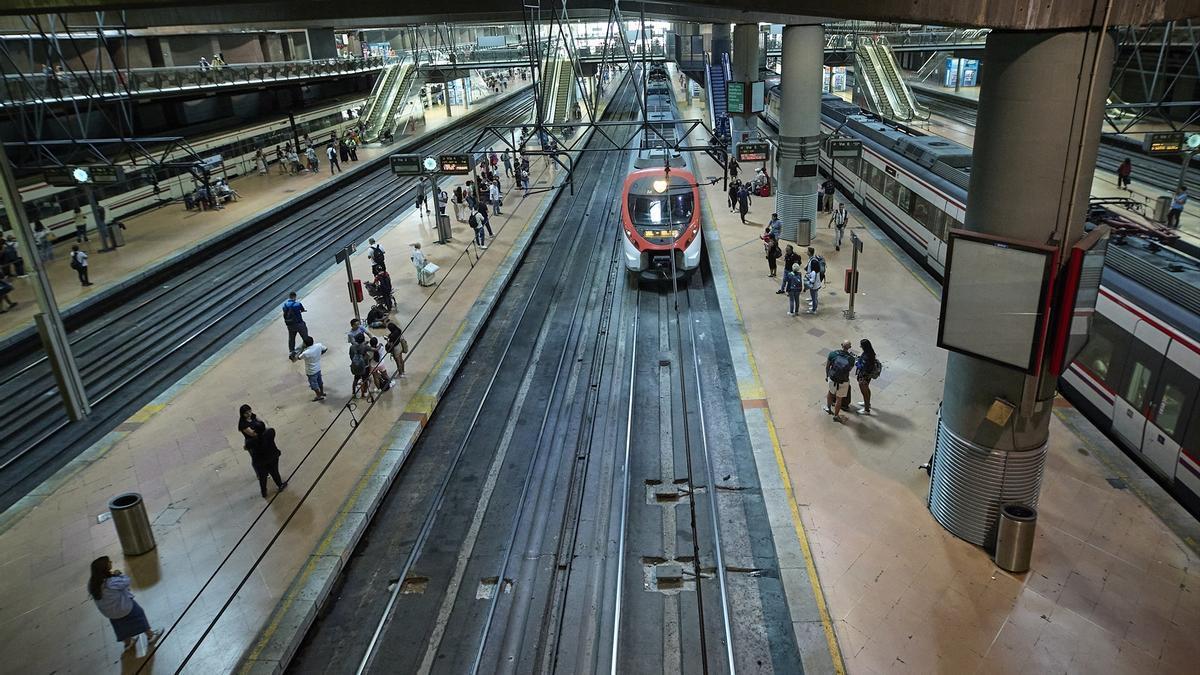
[813,255,826,281]
[829,350,854,383]
[350,350,366,376]
[869,359,883,380]
[283,303,302,324]
[469,212,480,230]
[370,246,385,265]
[70,252,82,270]
[784,272,803,293]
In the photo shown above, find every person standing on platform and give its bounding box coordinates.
[855,339,881,414]
[489,179,502,216]
[274,145,286,175]
[349,332,371,399]
[415,181,428,217]
[89,557,162,653]
[297,336,327,401]
[305,144,319,174]
[805,258,823,314]
[1117,158,1132,190]
[831,203,848,251]
[821,178,836,213]
[469,208,487,249]
[73,206,88,242]
[762,229,781,278]
[368,238,386,271]
[1,236,26,278]
[385,319,408,379]
[327,143,341,174]
[346,317,368,346]
[238,404,287,498]
[502,150,513,177]
[411,243,436,287]
[737,184,751,224]
[1167,186,1188,229]
[784,262,804,316]
[255,148,268,175]
[824,340,855,422]
[777,244,800,294]
[69,245,91,286]
[347,135,359,161]
[33,220,53,261]
[282,292,309,360]
[768,212,782,241]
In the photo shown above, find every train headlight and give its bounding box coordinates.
[652,179,668,193]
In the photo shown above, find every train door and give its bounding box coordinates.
[1140,344,1200,478]
[1111,325,1166,458]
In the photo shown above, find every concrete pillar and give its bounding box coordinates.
[729,23,759,141]
[306,28,338,60]
[929,30,1115,547]
[774,24,823,244]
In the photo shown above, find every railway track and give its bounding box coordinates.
[288,76,800,674]
[0,93,534,510]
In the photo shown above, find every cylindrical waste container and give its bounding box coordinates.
[994,503,1036,572]
[108,493,156,556]
[1154,195,1172,223]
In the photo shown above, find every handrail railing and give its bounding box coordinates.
[0,56,389,106]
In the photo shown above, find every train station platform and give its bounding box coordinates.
[683,127,1200,672]
[0,87,515,343]
[0,137,563,672]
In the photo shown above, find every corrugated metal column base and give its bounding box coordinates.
[927,416,1047,547]
[775,192,817,243]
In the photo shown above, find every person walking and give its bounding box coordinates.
[821,178,836,213]
[327,143,341,174]
[238,405,287,498]
[855,339,881,414]
[727,181,739,212]
[737,184,751,224]
[768,212,782,241]
[762,229,781,277]
[831,202,848,251]
[476,199,494,238]
[824,340,856,422]
[73,206,88,242]
[297,336,327,401]
[776,244,801,294]
[281,292,309,360]
[1167,186,1188,229]
[784,262,804,316]
[385,319,408,379]
[1117,158,1132,190]
[70,245,91,286]
[805,260,822,314]
[728,157,740,180]
[415,181,429,216]
[88,557,162,653]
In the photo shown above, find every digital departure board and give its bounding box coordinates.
[44,165,125,187]
[736,141,769,162]
[389,154,422,175]
[1142,132,1185,155]
[439,153,471,174]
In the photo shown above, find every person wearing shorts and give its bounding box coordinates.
[298,336,327,401]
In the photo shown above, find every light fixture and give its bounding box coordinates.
[72,167,91,184]
[652,179,668,193]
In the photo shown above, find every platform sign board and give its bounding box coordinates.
[736,141,770,163]
[44,165,125,187]
[826,138,862,159]
[749,81,765,113]
[438,153,471,175]
[389,154,422,176]
[1142,132,1185,155]
[937,230,1058,373]
[726,81,745,114]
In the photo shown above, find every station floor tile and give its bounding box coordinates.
[0,93,507,342]
[0,141,558,674]
[686,135,1200,674]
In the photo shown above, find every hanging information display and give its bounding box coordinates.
[726,81,745,114]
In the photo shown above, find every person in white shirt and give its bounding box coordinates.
[489,180,502,215]
[411,243,436,287]
[298,337,327,401]
[70,244,91,286]
[805,267,822,314]
[830,203,848,251]
[326,143,341,175]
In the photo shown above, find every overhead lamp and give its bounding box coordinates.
[652,179,668,193]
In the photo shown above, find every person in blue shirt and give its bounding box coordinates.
[1166,186,1188,229]
[282,292,309,360]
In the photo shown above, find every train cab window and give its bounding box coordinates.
[628,192,694,226]
[1152,359,1198,442]
[1074,314,1130,389]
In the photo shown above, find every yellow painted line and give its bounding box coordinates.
[127,402,166,423]
[697,185,845,674]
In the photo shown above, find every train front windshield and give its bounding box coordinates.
[628,192,694,232]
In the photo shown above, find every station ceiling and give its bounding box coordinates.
[1,0,1196,30]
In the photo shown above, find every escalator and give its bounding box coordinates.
[707,53,730,139]
[551,61,575,123]
[872,41,928,121]
[360,64,401,136]
[371,64,418,139]
[853,43,899,119]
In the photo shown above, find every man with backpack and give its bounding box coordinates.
[805,247,825,313]
[469,208,487,249]
[831,203,848,251]
[824,340,856,422]
[69,245,91,286]
[784,263,804,316]
[367,238,386,271]
[281,292,309,360]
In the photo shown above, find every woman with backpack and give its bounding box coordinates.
[349,332,371,399]
[855,339,881,414]
[385,320,408,379]
[762,230,781,278]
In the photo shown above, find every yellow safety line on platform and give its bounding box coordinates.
[704,197,846,674]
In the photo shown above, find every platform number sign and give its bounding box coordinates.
[389,154,422,176]
[736,142,769,163]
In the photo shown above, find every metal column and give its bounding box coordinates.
[774,24,823,245]
[729,23,759,141]
[930,29,1115,547]
[0,144,89,420]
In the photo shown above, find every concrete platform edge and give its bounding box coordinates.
[0,84,532,354]
[699,196,845,675]
[235,147,572,675]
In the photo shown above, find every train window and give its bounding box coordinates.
[1152,359,1198,442]
[867,164,885,192]
[1074,314,1130,389]
[882,176,899,204]
[1120,339,1163,413]
[895,185,912,212]
[837,157,860,175]
[911,195,933,229]
[1185,397,1200,459]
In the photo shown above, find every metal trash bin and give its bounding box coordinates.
[1153,195,1172,223]
[108,493,156,556]
[994,503,1036,573]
